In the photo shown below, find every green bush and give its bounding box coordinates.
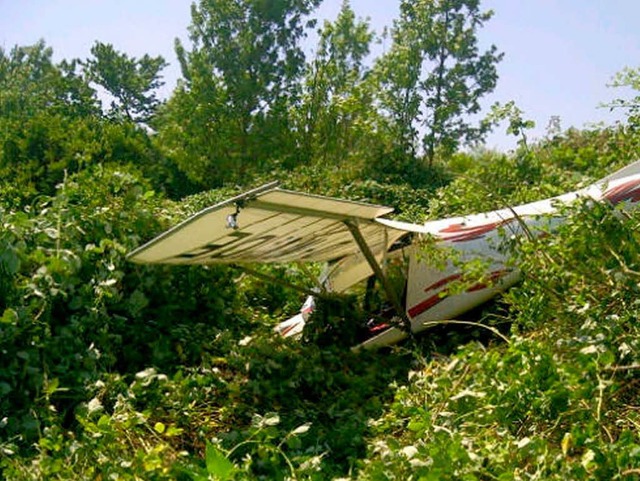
[0,165,245,448]
[355,201,640,480]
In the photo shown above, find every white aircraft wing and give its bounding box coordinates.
[127,182,407,266]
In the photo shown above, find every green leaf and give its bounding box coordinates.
[154,422,165,434]
[165,426,184,437]
[97,414,111,429]
[407,420,426,432]
[205,443,236,480]
[0,308,18,325]
[45,378,60,396]
[0,248,20,275]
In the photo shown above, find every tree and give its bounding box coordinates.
[157,0,321,187]
[375,0,503,165]
[0,41,98,120]
[296,0,377,165]
[0,41,101,200]
[606,66,640,128]
[0,41,168,203]
[84,42,168,124]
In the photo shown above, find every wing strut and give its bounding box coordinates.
[344,220,413,334]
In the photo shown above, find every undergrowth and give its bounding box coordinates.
[356,201,640,480]
[3,129,640,479]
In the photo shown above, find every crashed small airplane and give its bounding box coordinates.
[128,160,640,349]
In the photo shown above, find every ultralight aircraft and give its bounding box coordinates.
[128,160,640,349]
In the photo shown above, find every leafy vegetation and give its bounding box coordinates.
[84,41,168,124]
[2,0,640,479]
[375,0,503,164]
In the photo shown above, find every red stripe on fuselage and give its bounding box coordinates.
[280,323,299,337]
[408,292,446,317]
[423,273,463,292]
[603,178,640,205]
[467,269,511,292]
[407,269,511,318]
[437,219,514,243]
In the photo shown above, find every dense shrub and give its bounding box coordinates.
[355,201,640,480]
[0,165,245,448]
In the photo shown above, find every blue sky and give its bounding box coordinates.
[1,0,639,151]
